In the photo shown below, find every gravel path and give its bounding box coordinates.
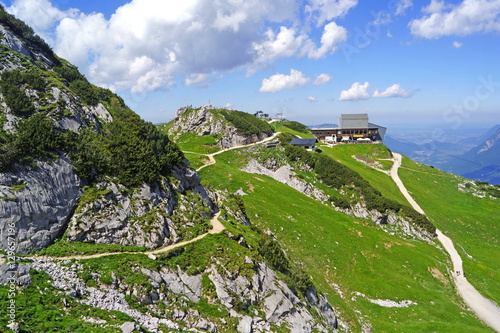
[195,132,281,172]
[391,153,500,332]
[31,212,223,261]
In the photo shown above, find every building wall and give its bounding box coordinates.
[339,114,369,129]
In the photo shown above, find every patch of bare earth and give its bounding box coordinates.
[428,267,449,286]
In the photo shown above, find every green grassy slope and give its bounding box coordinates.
[194,147,493,332]
[398,157,500,305]
[272,122,316,138]
[321,144,409,206]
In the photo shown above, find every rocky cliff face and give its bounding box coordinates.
[0,156,82,254]
[20,254,336,333]
[66,164,215,249]
[0,19,214,253]
[170,106,272,148]
[0,25,53,66]
[0,15,338,333]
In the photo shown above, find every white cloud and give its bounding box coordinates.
[339,82,371,101]
[453,41,463,48]
[6,0,68,30]
[422,0,449,14]
[395,0,413,16]
[339,82,412,100]
[3,0,351,94]
[259,69,310,93]
[314,73,333,85]
[307,96,317,102]
[252,26,307,69]
[184,73,212,87]
[6,0,300,93]
[373,83,413,98]
[305,0,358,26]
[307,21,347,59]
[410,0,500,38]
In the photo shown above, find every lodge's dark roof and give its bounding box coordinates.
[289,138,318,145]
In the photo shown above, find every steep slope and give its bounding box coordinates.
[0,10,339,333]
[398,156,500,308]
[194,140,496,332]
[0,7,213,254]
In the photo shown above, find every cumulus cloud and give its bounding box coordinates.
[314,73,333,85]
[373,83,413,98]
[422,0,450,14]
[339,82,371,101]
[252,26,307,70]
[453,41,463,48]
[4,0,349,93]
[307,21,347,59]
[307,96,317,102]
[6,0,301,93]
[259,69,310,93]
[6,0,68,30]
[305,0,358,26]
[339,82,412,100]
[410,0,500,38]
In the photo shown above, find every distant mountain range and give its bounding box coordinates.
[308,123,338,128]
[385,125,500,185]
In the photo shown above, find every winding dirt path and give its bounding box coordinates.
[391,153,500,332]
[32,212,223,261]
[194,132,281,172]
[18,134,281,262]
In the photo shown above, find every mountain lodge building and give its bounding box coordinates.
[310,114,386,143]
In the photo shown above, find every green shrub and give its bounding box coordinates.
[69,80,99,105]
[314,153,436,233]
[277,132,296,145]
[258,236,314,295]
[66,105,184,186]
[0,114,63,169]
[258,236,290,273]
[13,114,60,157]
[221,110,274,136]
[329,196,351,209]
[0,79,35,117]
[284,144,316,168]
[23,70,46,91]
[281,121,310,134]
[54,64,86,83]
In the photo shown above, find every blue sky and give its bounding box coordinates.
[3,0,500,129]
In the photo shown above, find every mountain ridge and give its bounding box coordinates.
[0,10,338,332]
[1,8,499,333]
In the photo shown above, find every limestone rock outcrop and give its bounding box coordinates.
[170,106,273,148]
[65,164,215,248]
[0,156,82,254]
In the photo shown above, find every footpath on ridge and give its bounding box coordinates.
[188,132,281,172]
[390,153,500,332]
[2,133,281,264]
